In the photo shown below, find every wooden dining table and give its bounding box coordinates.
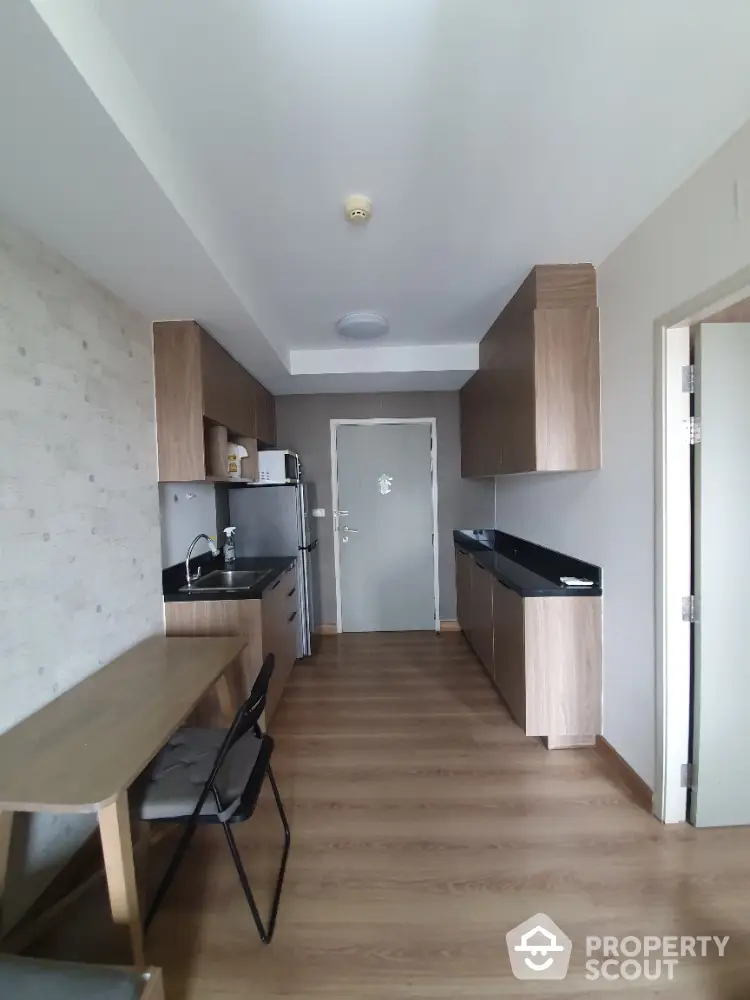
[0,635,246,965]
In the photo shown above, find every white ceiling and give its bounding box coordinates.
[3,0,750,392]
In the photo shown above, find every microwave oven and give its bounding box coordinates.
[256,450,301,484]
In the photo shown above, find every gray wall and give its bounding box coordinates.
[158,483,227,568]
[0,215,163,928]
[486,118,750,787]
[276,392,493,627]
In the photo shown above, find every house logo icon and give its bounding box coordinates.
[506,913,572,980]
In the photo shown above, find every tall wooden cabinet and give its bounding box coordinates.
[153,320,277,482]
[460,264,600,477]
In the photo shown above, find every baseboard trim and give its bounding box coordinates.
[595,736,653,814]
[439,620,461,632]
[316,622,463,635]
[315,623,339,636]
[543,734,596,750]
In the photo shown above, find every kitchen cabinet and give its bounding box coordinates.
[455,547,472,643]
[200,328,255,438]
[262,565,298,722]
[467,556,494,676]
[491,578,526,728]
[255,381,277,447]
[455,546,601,747]
[153,320,276,482]
[460,264,600,477]
[164,599,263,725]
[456,549,494,677]
[164,565,298,728]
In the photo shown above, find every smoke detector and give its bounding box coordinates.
[344,194,372,223]
[336,312,389,341]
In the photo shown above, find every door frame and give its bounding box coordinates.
[330,417,440,635]
[655,276,750,822]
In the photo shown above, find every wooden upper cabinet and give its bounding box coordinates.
[460,264,600,477]
[199,328,255,439]
[153,321,206,482]
[153,320,275,482]
[254,381,277,447]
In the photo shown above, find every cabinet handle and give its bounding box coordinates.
[288,611,297,622]
[271,579,281,590]
[288,586,296,597]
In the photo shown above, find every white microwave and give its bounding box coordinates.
[256,450,301,484]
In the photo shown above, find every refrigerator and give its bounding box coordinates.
[228,483,317,657]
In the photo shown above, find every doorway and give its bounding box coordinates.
[657,295,750,825]
[330,418,439,633]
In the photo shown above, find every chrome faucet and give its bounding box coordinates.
[185,533,219,586]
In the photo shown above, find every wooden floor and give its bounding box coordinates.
[29,632,750,997]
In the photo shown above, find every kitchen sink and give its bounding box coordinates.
[180,569,273,593]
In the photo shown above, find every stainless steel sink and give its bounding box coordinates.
[180,569,273,593]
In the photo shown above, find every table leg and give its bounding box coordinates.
[214,671,235,725]
[0,811,13,937]
[98,793,145,966]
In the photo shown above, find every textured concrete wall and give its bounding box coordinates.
[0,215,163,928]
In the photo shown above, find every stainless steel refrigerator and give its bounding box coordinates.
[228,483,317,657]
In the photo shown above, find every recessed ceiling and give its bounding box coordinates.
[3,0,750,392]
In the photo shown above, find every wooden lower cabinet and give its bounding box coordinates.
[262,565,298,723]
[522,596,601,743]
[455,548,472,640]
[164,599,263,725]
[455,547,601,747]
[492,579,526,729]
[164,565,298,727]
[468,558,494,675]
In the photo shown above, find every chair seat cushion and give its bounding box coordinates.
[135,728,269,822]
[0,956,144,1000]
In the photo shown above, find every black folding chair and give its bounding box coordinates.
[133,654,290,943]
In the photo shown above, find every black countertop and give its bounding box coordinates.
[163,552,296,603]
[454,529,602,597]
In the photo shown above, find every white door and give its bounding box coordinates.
[335,422,436,633]
[691,323,750,826]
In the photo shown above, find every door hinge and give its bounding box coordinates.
[681,595,698,623]
[682,364,696,393]
[680,762,694,789]
[686,416,701,445]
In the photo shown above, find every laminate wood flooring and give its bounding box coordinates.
[27,633,750,998]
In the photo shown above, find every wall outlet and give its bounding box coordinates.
[312,508,326,518]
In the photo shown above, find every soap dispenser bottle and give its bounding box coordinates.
[223,526,237,566]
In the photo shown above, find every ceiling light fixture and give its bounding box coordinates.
[336,312,389,341]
